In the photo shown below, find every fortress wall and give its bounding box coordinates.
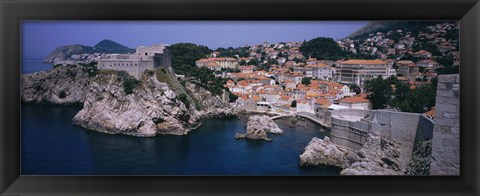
[430,74,460,175]
[371,110,423,169]
[330,109,372,150]
[330,108,434,171]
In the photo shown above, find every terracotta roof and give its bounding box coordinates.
[339,96,370,103]
[414,50,432,55]
[340,59,387,65]
[315,98,330,105]
[424,107,436,118]
[305,63,329,68]
[239,66,255,70]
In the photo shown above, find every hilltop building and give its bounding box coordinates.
[195,57,239,70]
[97,43,171,79]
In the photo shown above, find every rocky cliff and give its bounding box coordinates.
[184,82,237,118]
[299,137,351,168]
[72,70,199,137]
[21,65,92,105]
[340,133,402,175]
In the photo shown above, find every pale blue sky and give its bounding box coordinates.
[22,21,369,59]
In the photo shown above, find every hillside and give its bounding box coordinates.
[43,39,134,63]
[93,39,135,54]
[345,21,440,40]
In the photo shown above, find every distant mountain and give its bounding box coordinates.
[345,21,440,40]
[93,39,135,54]
[43,39,134,63]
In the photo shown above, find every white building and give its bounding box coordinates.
[305,63,335,80]
[196,57,239,70]
[335,59,395,86]
[97,43,171,79]
[296,99,315,113]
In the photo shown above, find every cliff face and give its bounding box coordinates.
[21,65,91,105]
[72,71,200,137]
[184,82,237,118]
[340,133,402,175]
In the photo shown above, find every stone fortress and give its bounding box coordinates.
[97,43,171,79]
[316,74,459,175]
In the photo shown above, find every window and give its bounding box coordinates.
[145,52,148,56]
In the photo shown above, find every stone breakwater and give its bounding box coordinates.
[235,115,283,141]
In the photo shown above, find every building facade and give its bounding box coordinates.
[97,43,171,79]
[335,59,394,86]
[196,57,239,70]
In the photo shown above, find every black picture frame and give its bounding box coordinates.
[1,0,479,195]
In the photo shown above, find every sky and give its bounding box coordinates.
[22,21,368,60]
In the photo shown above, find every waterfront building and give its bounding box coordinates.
[335,59,395,86]
[296,99,315,114]
[97,43,171,79]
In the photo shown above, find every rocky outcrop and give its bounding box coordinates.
[184,82,237,118]
[299,137,350,168]
[21,65,92,105]
[340,133,402,175]
[72,71,199,137]
[44,44,94,64]
[235,115,283,141]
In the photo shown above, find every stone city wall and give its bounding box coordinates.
[330,109,372,150]
[430,74,460,175]
[329,109,434,171]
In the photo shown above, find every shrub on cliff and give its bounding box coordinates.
[123,78,139,95]
[81,62,99,77]
[178,93,190,108]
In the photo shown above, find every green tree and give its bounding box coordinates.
[291,100,297,108]
[364,76,393,109]
[301,77,312,86]
[228,91,238,102]
[171,43,211,75]
[299,37,351,61]
[350,84,362,95]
